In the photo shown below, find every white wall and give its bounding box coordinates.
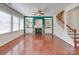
[53,15,74,46]
[0,4,24,47]
[67,7,79,32]
[50,4,79,47]
[53,3,79,47]
[64,3,79,46]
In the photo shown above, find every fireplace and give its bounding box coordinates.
[35,28,42,35]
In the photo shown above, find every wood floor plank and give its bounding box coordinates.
[0,34,79,55]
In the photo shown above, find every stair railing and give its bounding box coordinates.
[66,25,76,48]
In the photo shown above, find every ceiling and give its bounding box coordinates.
[6,3,71,16]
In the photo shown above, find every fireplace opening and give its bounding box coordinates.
[35,28,42,35]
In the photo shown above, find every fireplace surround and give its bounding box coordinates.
[35,28,42,35]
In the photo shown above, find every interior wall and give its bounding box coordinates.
[53,15,71,45]
[64,3,79,46]
[0,4,24,47]
[66,7,79,46]
[67,7,79,32]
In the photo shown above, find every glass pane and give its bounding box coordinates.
[0,11,11,34]
[20,18,24,30]
[13,16,19,31]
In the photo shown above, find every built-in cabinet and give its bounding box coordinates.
[25,18,33,33]
[45,18,52,34]
[24,16,53,35]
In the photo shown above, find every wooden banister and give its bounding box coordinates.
[66,25,77,48]
[66,25,75,32]
[74,29,76,48]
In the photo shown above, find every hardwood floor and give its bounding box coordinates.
[0,34,79,55]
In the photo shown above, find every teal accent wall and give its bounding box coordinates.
[24,16,53,34]
[33,16,44,28]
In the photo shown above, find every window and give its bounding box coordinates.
[20,18,24,30]
[0,11,11,34]
[13,16,19,31]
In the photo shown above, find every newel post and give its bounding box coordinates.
[74,29,76,48]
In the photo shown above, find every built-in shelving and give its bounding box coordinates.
[24,16,53,34]
[45,18,52,34]
[25,18,33,33]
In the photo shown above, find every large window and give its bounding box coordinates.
[13,16,19,31]
[0,10,23,34]
[20,18,24,30]
[0,11,11,34]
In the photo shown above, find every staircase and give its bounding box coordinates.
[56,10,79,48]
[56,10,64,29]
[66,25,79,48]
